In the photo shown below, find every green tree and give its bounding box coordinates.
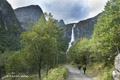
[5,51,26,74]
[90,0,120,65]
[0,51,14,78]
[21,14,65,80]
[68,38,91,65]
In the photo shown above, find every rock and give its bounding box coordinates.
[115,54,120,71]
[14,5,43,31]
[56,19,65,26]
[0,0,22,35]
[112,70,120,80]
[113,54,120,80]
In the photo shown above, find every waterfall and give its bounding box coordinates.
[66,24,76,54]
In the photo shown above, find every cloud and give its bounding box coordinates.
[86,0,108,18]
[7,0,108,24]
[42,0,89,23]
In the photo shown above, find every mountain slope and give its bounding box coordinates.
[63,14,100,44]
[14,5,43,31]
[0,0,22,52]
[0,0,22,35]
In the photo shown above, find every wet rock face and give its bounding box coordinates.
[14,5,43,31]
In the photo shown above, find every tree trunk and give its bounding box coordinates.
[38,57,42,80]
[46,65,48,76]
[56,54,58,66]
[38,67,41,80]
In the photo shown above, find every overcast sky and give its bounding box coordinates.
[7,0,108,24]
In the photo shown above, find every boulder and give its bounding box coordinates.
[113,54,120,80]
[115,54,120,71]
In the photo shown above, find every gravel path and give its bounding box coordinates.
[66,65,94,80]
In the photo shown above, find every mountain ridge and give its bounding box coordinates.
[63,13,100,44]
[14,5,43,31]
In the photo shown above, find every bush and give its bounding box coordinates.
[43,66,68,80]
[102,68,113,80]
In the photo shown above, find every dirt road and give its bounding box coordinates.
[66,65,94,80]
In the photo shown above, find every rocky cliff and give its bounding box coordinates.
[63,14,100,44]
[14,5,43,31]
[0,0,23,52]
[0,0,22,35]
[56,19,65,26]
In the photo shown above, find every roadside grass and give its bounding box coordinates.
[3,65,68,80]
[4,72,46,80]
[43,66,68,80]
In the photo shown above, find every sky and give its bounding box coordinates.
[7,0,108,24]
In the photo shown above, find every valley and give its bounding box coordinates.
[0,0,120,80]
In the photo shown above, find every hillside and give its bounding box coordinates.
[0,0,22,52]
[63,14,100,44]
[14,5,43,31]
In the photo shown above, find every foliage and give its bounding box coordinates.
[68,0,120,66]
[0,20,22,78]
[102,71,113,80]
[90,0,120,64]
[0,22,21,53]
[43,66,68,80]
[5,51,27,74]
[3,73,46,80]
[20,14,66,80]
[68,38,91,65]
[0,51,14,78]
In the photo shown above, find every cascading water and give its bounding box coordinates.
[66,24,76,54]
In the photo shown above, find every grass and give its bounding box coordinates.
[4,73,46,80]
[3,65,68,80]
[43,66,68,80]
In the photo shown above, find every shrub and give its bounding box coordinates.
[43,66,68,80]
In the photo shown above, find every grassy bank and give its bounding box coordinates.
[4,73,46,80]
[86,63,114,80]
[43,66,68,80]
[3,65,68,80]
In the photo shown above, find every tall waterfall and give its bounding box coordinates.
[66,24,76,54]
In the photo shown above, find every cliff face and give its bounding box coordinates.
[63,14,100,44]
[0,0,22,51]
[56,20,65,26]
[0,0,22,36]
[14,5,43,31]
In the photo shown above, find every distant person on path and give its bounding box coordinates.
[83,65,86,74]
[78,64,81,70]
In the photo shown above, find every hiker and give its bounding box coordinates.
[83,65,86,74]
[78,64,81,70]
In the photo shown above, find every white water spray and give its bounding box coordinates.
[66,24,76,54]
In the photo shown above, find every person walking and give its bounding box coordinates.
[83,65,86,74]
[78,64,81,70]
